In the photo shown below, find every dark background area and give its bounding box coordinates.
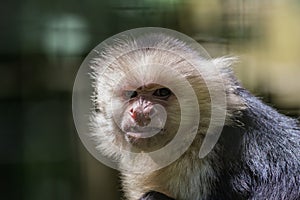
[1,0,299,200]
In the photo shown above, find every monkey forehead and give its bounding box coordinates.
[91,32,205,71]
[118,83,165,92]
[90,32,225,92]
[109,49,204,76]
[94,56,213,98]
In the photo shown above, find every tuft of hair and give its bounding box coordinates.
[89,33,244,159]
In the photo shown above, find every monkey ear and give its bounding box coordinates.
[212,56,239,77]
[139,191,175,200]
[211,56,241,91]
[212,56,247,122]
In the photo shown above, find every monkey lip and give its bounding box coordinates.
[124,127,162,138]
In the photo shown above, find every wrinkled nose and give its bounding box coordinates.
[129,106,152,127]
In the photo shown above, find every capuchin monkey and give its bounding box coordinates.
[89,32,300,200]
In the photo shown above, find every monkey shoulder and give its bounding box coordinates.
[225,88,300,199]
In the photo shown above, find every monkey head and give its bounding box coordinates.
[84,28,244,172]
[91,47,201,153]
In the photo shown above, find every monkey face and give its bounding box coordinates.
[74,27,239,172]
[90,45,203,153]
[115,83,181,151]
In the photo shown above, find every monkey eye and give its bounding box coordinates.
[123,90,138,99]
[153,88,172,98]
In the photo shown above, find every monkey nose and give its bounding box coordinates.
[129,108,151,127]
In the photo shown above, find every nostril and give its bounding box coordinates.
[129,108,137,119]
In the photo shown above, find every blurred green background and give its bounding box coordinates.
[1,0,300,200]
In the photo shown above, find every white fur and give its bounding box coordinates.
[89,33,245,199]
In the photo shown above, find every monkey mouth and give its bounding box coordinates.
[124,126,163,139]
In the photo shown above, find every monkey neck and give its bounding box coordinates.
[121,142,222,200]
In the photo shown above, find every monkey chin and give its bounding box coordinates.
[123,129,170,152]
